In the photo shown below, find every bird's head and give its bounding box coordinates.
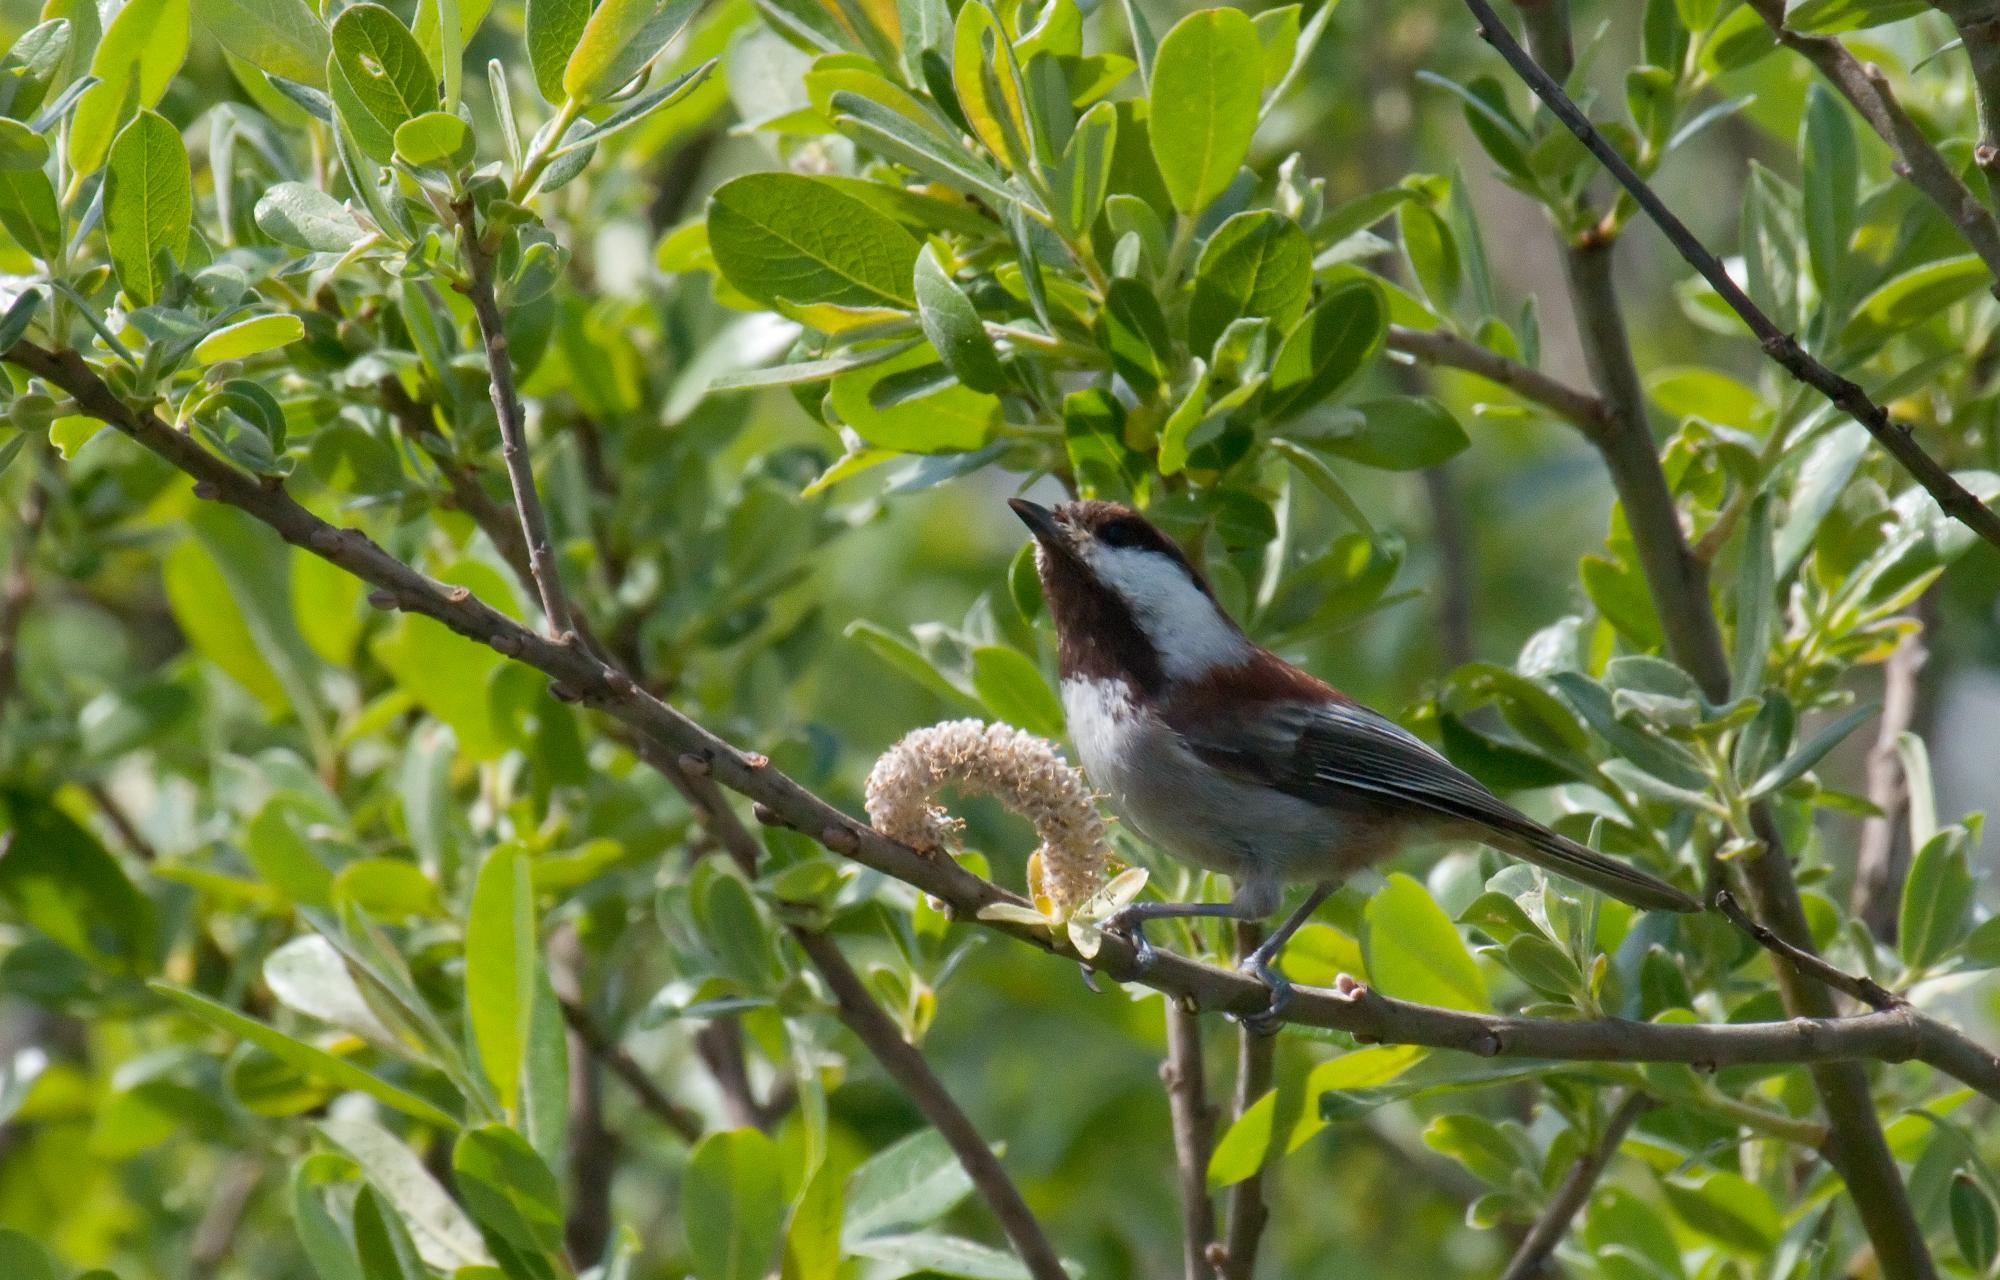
[1009,498,1248,691]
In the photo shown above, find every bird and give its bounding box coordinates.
[1009,496,1699,1022]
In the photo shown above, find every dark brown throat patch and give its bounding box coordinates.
[1036,546,1167,696]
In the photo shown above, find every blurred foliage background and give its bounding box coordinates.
[0,0,1998,1277]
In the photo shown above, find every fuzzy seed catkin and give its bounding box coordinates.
[865,719,1108,918]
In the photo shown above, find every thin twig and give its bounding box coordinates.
[84,779,159,863]
[1162,1001,1219,1280]
[17,337,2000,1096]
[1219,923,1273,1280]
[557,995,704,1143]
[1747,0,2000,293]
[188,1154,264,1272]
[1469,0,2000,553]
[1854,625,1928,936]
[550,922,616,1263]
[791,927,1072,1280]
[1385,324,1610,436]
[1716,889,1904,1011]
[454,200,582,641]
[1498,1092,1650,1280]
[1930,2,2000,210]
[380,376,535,586]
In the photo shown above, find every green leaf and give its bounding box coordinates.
[708,172,920,309]
[525,0,591,103]
[1398,200,1459,313]
[915,245,1005,393]
[244,798,335,907]
[1901,826,1975,970]
[1502,934,1583,1000]
[453,1125,566,1279]
[0,120,49,172]
[848,1233,1032,1280]
[193,0,329,87]
[1303,395,1467,470]
[1845,255,1989,343]
[969,645,1063,736]
[67,0,190,178]
[150,984,459,1129]
[1049,99,1116,238]
[1101,276,1171,396]
[952,1,1036,174]
[554,57,716,154]
[685,1129,786,1280]
[1264,279,1385,421]
[1746,701,1877,799]
[195,313,306,364]
[104,110,191,306]
[1646,366,1760,428]
[1362,873,1489,1012]
[1661,1171,1780,1255]
[1147,7,1261,215]
[1188,209,1312,357]
[466,846,536,1116]
[255,181,366,252]
[352,1185,428,1280]
[1730,493,1774,700]
[1787,0,1927,32]
[827,342,998,453]
[330,5,438,153]
[393,109,472,167]
[563,0,702,103]
[1800,82,1856,311]
[0,789,155,973]
[783,1157,844,1280]
[263,934,397,1044]
[0,168,61,261]
[843,620,982,709]
[845,1129,974,1237]
[335,857,444,918]
[1953,1174,2000,1272]
[319,1116,490,1270]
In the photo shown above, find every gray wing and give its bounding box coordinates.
[1176,700,1699,912]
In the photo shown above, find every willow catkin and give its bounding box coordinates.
[865,719,1108,920]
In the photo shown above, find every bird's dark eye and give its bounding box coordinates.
[1098,520,1143,549]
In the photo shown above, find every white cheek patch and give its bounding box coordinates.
[1084,544,1248,680]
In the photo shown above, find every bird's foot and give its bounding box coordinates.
[1104,906,1157,974]
[1230,956,1294,1036]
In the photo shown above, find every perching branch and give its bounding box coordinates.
[1467,0,2000,554]
[791,927,1073,1280]
[1715,890,1903,1012]
[1162,1001,1219,1280]
[1385,324,1611,437]
[454,201,582,642]
[16,337,2000,1120]
[1497,1091,1650,1280]
[1747,0,2000,294]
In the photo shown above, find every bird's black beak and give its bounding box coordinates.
[1008,498,1065,549]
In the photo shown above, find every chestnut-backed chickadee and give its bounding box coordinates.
[1010,497,1698,1019]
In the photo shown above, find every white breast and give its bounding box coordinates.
[1061,676,1337,882]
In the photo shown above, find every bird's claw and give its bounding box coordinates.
[1230,957,1294,1036]
[1105,906,1157,974]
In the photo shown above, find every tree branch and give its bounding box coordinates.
[1219,924,1273,1280]
[1385,324,1611,436]
[1481,6,1939,1273]
[790,927,1072,1280]
[1929,2,2000,209]
[1469,0,2000,554]
[1853,625,1928,936]
[1716,889,1904,1011]
[17,336,2000,1117]
[1748,0,2000,292]
[1162,1001,1219,1280]
[1497,1091,1650,1280]
[454,202,581,641]
[556,994,704,1143]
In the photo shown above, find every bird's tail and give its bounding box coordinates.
[1488,821,1700,913]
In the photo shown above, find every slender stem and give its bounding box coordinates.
[1470,0,2000,553]
[1163,1001,1220,1280]
[556,994,705,1143]
[1219,923,1273,1280]
[1853,624,1928,936]
[454,202,580,642]
[1716,889,1904,1010]
[1385,324,1610,437]
[550,922,616,1264]
[511,96,585,205]
[1931,2,2000,210]
[1498,1092,1649,1280]
[19,336,2000,1099]
[1746,0,2000,293]
[791,928,1072,1280]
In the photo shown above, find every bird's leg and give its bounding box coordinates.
[1234,880,1336,1034]
[1105,876,1281,974]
